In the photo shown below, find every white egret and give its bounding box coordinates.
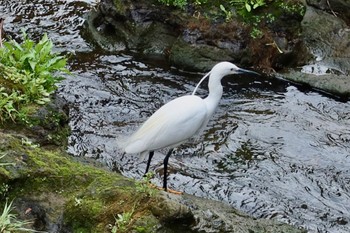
[124,61,259,192]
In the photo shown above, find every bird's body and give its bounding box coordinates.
[125,95,208,154]
[124,62,259,192]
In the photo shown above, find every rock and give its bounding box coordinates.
[301,6,350,74]
[85,0,180,57]
[0,132,305,233]
[85,0,306,72]
[27,95,70,146]
[279,4,350,98]
[306,0,350,23]
[279,71,350,98]
[166,193,306,233]
[169,38,235,71]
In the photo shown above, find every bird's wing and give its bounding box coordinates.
[124,95,208,154]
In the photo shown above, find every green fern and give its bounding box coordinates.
[0,31,69,123]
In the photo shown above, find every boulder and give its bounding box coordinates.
[280,4,350,98]
[307,0,350,23]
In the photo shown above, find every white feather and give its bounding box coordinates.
[124,95,207,153]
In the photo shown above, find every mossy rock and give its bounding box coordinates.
[0,132,306,232]
[0,132,160,232]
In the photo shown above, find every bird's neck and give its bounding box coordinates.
[204,74,223,116]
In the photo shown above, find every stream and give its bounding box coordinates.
[1,0,350,232]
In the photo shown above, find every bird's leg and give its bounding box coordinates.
[162,149,182,195]
[163,148,174,191]
[144,151,154,177]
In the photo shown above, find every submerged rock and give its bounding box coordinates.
[279,71,350,98]
[0,132,305,233]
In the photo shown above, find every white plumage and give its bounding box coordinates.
[125,95,207,154]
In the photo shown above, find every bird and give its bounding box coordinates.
[124,61,259,192]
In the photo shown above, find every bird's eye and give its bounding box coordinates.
[230,68,234,71]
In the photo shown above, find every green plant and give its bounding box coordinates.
[220,4,233,22]
[110,209,134,233]
[0,31,68,123]
[250,27,263,39]
[21,138,39,148]
[245,0,266,12]
[278,1,305,16]
[230,0,266,12]
[0,183,9,197]
[0,200,38,232]
[135,172,157,197]
[157,0,187,9]
[74,197,83,207]
[0,153,15,167]
[0,154,14,199]
[194,0,207,5]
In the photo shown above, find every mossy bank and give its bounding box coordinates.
[0,131,306,232]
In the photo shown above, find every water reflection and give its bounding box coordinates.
[1,0,350,232]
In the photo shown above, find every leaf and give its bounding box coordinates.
[245,2,251,12]
[39,40,53,60]
[50,58,67,71]
[220,4,226,12]
[27,59,38,72]
[40,97,51,103]
[35,99,46,105]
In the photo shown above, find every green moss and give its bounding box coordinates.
[64,197,104,231]
[0,167,11,179]
[132,215,159,233]
[113,0,126,15]
[0,132,163,232]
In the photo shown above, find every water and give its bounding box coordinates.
[2,1,350,232]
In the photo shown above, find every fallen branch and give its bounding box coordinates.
[326,0,338,17]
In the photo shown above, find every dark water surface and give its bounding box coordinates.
[2,1,350,232]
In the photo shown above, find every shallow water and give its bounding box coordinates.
[2,1,350,232]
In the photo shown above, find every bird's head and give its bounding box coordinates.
[211,61,259,78]
[192,61,260,95]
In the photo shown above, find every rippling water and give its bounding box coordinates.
[2,1,350,232]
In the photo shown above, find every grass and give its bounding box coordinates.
[0,153,15,167]
[110,209,134,233]
[0,200,38,233]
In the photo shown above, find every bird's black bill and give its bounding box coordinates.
[237,68,260,76]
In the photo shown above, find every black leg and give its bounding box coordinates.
[163,148,174,191]
[144,151,154,177]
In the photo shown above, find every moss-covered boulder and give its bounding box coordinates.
[0,132,161,232]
